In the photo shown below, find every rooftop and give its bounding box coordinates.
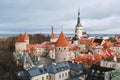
[55,32,69,47]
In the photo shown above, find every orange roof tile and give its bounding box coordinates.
[114,43,120,47]
[70,54,103,65]
[103,41,113,48]
[79,39,92,44]
[55,32,69,47]
[100,48,113,58]
[30,47,36,51]
[23,32,29,40]
[16,34,24,42]
[69,45,80,51]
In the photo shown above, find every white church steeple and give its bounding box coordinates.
[75,9,82,39]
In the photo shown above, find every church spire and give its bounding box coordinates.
[75,9,83,39]
[77,9,80,24]
[51,26,54,34]
[76,9,82,27]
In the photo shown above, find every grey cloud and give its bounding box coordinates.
[0,0,120,34]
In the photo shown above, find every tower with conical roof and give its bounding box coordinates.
[23,32,29,44]
[55,32,70,63]
[15,32,29,52]
[75,9,82,39]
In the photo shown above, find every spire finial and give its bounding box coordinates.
[51,26,54,34]
[61,26,63,32]
[78,8,80,17]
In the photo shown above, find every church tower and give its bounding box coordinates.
[15,32,29,52]
[50,26,58,43]
[75,10,82,39]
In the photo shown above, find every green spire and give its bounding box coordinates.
[76,9,82,27]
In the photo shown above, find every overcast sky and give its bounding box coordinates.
[0,0,120,34]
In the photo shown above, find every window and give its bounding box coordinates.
[46,75,48,79]
[42,77,44,80]
[65,72,67,76]
[64,48,66,50]
[44,68,47,72]
[49,75,51,79]
[90,69,95,75]
[95,70,100,76]
[59,74,61,78]
[62,73,64,77]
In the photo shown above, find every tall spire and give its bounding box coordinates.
[51,26,53,34]
[76,9,82,27]
[77,9,80,24]
[51,26,57,38]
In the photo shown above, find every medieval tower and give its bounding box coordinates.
[15,32,29,52]
[55,32,70,63]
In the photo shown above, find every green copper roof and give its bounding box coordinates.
[76,23,82,27]
[76,9,82,27]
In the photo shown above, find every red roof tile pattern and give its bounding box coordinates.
[79,39,92,44]
[69,54,103,65]
[26,41,50,52]
[103,41,113,48]
[23,32,29,40]
[69,44,80,51]
[92,43,98,48]
[101,48,113,58]
[114,43,120,47]
[16,32,29,42]
[16,34,24,42]
[55,32,69,47]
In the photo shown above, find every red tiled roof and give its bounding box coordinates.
[103,41,113,48]
[16,32,29,42]
[16,34,24,42]
[30,47,36,51]
[114,43,120,47]
[69,54,103,65]
[101,48,113,58]
[92,43,98,48]
[23,32,29,40]
[79,39,92,44]
[69,44,80,51]
[26,41,51,51]
[55,32,69,47]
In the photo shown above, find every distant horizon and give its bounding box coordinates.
[0,33,118,37]
[0,33,119,35]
